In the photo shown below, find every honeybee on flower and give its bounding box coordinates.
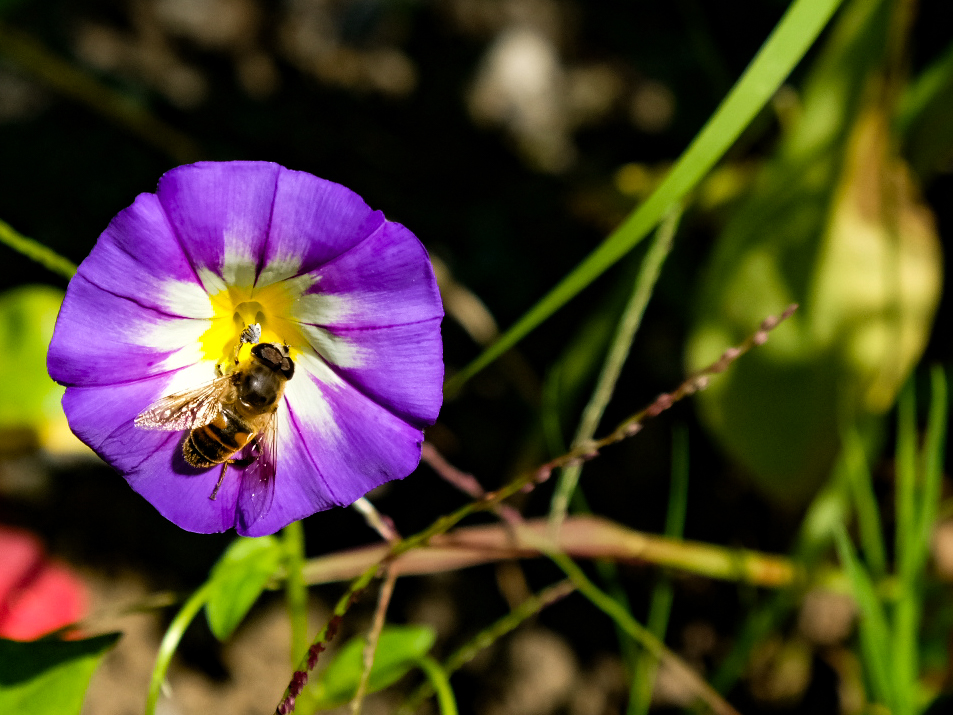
[48,161,444,536]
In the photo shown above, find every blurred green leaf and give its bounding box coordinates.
[0,633,120,715]
[300,625,436,711]
[205,536,283,640]
[686,0,941,504]
[895,383,918,582]
[0,285,76,456]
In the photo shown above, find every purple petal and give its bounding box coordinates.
[75,192,208,317]
[260,167,384,284]
[156,162,281,288]
[281,353,426,505]
[62,373,239,534]
[295,221,443,329]
[300,318,444,426]
[48,275,209,388]
[236,405,339,536]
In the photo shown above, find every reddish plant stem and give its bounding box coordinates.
[275,304,796,713]
[351,569,398,714]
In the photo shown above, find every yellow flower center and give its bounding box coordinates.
[198,279,307,376]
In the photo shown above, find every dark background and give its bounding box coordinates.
[2,1,952,713]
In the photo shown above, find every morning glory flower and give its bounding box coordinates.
[47,161,444,536]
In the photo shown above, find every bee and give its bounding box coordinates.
[134,326,294,523]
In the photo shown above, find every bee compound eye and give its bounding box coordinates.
[281,357,295,380]
[252,343,282,369]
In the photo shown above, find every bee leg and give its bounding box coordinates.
[209,461,229,501]
[208,441,261,500]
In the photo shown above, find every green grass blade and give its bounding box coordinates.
[834,525,894,708]
[898,38,953,135]
[892,382,919,713]
[713,463,852,693]
[146,582,213,715]
[0,218,77,281]
[917,366,947,572]
[283,520,309,666]
[397,581,575,715]
[895,382,918,581]
[630,426,690,715]
[663,427,690,540]
[416,657,459,715]
[893,368,947,715]
[445,0,846,393]
[898,37,953,178]
[710,590,796,693]
[843,429,887,579]
[548,551,738,715]
[549,204,681,529]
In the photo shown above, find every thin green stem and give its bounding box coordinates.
[0,218,77,281]
[283,520,309,667]
[549,204,681,532]
[547,550,740,715]
[918,367,947,570]
[834,525,894,708]
[277,561,381,713]
[843,430,887,579]
[893,368,947,715]
[631,426,690,715]
[350,569,397,715]
[145,581,213,715]
[416,657,459,715]
[664,426,691,540]
[895,383,917,582]
[281,307,796,713]
[892,382,918,714]
[712,456,852,693]
[398,580,575,715]
[445,0,843,393]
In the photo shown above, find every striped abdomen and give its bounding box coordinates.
[183,406,255,468]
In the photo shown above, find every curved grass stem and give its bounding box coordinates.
[0,218,77,281]
[283,521,309,667]
[145,581,213,715]
[350,568,397,715]
[549,203,681,534]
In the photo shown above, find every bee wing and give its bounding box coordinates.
[134,376,233,431]
[238,410,278,529]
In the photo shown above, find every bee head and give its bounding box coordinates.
[251,343,295,380]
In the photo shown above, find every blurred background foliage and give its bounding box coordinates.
[2,0,953,713]
[687,0,943,505]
